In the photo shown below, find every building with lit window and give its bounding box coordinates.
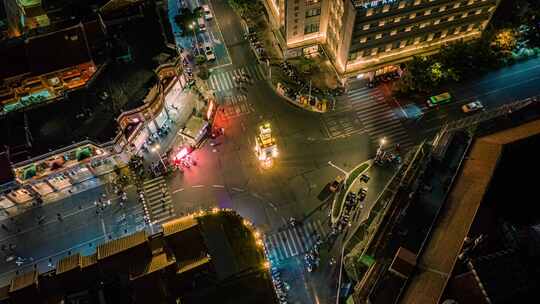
[263,0,501,81]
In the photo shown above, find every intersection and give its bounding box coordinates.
[2,0,540,303]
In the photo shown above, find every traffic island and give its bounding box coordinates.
[331,160,373,225]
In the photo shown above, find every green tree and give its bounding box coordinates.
[195,55,207,65]
[198,66,210,80]
[228,0,263,19]
[297,56,319,75]
[174,8,203,35]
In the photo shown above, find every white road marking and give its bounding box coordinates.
[192,185,205,188]
[212,184,225,188]
[172,188,184,194]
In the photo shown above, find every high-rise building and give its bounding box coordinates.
[263,0,501,81]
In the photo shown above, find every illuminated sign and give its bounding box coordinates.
[360,0,397,9]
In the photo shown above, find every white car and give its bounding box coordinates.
[205,44,216,61]
[202,4,213,20]
[462,100,484,113]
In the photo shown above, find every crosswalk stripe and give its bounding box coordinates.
[315,220,327,236]
[248,65,259,80]
[354,101,388,112]
[287,230,299,256]
[275,235,287,260]
[360,108,394,120]
[304,223,315,245]
[364,120,403,130]
[222,73,233,91]
[208,76,216,91]
[293,228,306,253]
[213,74,223,91]
[347,88,371,95]
[280,231,293,258]
[348,91,373,99]
[271,235,285,260]
[256,64,265,79]
[368,127,403,138]
[368,122,405,135]
[361,112,400,123]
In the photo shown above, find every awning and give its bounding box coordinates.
[23,164,37,180]
[76,147,92,161]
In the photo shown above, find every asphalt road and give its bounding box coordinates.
[0,184,145,285]
[408,57,540,140]
[5,1,540,303]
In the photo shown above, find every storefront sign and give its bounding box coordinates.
[360,0,397,9]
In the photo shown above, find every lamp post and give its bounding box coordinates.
[151,144,167,169]
[376,137,386,162]
[189,23,199,55]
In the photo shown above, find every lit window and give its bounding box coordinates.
[366,8,373,16]
[360,37,367,43]
[409,13,416,19]
[382,4,390,13]
[391,30,397,35]
[376,33,382,39]
[414,0,421,5]
[304,23,319,34]
[398,1,405,9]
[449,16,455,21]
[363,24,370,30]
[454,3,460,8]
[306,8,321,17]
[405,26,411,32]
[425,9,431,15]
[379,20,385,26]
[394,17,401,23]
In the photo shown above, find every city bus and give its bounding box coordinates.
[427,92,452,108]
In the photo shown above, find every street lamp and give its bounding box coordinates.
[189,23,199,55]
[151,144,167,169]
[376,137,386,162]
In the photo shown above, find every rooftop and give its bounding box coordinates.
[0,0,175,163]
[400,118,540,304]
[0,211,276,304]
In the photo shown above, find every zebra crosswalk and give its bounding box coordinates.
[347,87,414,150]
[221,94,254,118]
[207,64,266,93]
[264,219,330,262]
[141,177,176,225]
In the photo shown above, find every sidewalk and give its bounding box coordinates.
[139,90,199,168]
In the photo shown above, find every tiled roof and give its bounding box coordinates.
[0,23,93,80]
[56,253,81,275]
[129,252,174,280]
[400,119,540,304]
[162,216,198,237]
[9,270,38,293]
[97,230,147,260]
[80,253,97,268]
[177,256,211,274]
